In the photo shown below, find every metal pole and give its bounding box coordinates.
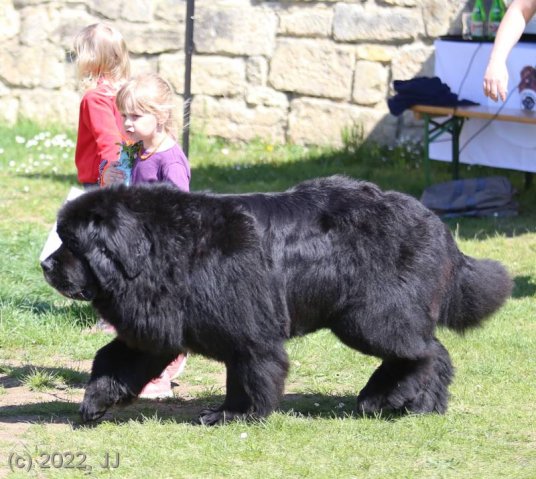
[182,0,195,158]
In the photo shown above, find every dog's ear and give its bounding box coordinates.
[96,205,152,279]
[520,66,534,87]
[56,192,152,286]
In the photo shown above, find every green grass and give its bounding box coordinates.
[0,121,535,478]
[21,368,60,392]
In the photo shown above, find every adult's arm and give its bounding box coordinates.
[483,0,536,101]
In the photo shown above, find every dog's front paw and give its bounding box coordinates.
[79,398,107,423]
[198,407,225,426]
[198,407,250,426]
[356,394,388,415]
[79,376,134,423]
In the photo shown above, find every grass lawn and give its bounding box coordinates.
[0,121,534,478]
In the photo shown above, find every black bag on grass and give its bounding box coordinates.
[420,176,518,218]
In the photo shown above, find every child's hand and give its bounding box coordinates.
[101,161,126,185]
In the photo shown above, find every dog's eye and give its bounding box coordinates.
[63,236,81,254]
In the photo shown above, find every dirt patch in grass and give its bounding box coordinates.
[0,358,228,453]
[0,354,357,458]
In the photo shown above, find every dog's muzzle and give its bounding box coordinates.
[40,256,55,275]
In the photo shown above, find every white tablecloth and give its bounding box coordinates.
[430,39,536,173]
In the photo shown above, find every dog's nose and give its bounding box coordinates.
[41,257,54,274]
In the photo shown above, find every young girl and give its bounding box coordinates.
[73,23,129,187]
[111,73,190,189]
[103,72,191,399]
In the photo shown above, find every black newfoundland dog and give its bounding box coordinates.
[41,176,512,425]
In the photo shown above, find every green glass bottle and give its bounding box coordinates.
[488,0,506,39]
[470,0,487,40]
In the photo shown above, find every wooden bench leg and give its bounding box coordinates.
[451,117,464,181]
[423,114,431,186]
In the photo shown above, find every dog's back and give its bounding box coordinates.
[235,175,512,335]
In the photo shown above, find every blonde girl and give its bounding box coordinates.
[73,23,130,187]
[106,73,190,190]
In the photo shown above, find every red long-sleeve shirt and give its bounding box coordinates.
[75,83,126,184]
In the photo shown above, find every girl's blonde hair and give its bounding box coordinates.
[73,23,130,90]
[116,73,177,138]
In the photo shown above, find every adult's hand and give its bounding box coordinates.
[483,60,509,102]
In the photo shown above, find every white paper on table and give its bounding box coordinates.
[39,186,85,262]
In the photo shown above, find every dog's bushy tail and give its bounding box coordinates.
[439,254,513,333]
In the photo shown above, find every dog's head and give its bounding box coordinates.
[518,66,536,110]
[41,186,152,301]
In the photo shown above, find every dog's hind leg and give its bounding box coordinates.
[80,338,176,422]
[330,298,454,416]
[355,338,453,415]
[198,342,289,425]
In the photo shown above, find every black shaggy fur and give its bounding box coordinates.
[41,176,512,425]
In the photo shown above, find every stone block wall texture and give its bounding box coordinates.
[0,0,469,147]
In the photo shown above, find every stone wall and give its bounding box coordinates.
[0,0,470,147]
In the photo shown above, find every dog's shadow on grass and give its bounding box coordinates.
[1,364,402,426]
[0,391,404,428]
